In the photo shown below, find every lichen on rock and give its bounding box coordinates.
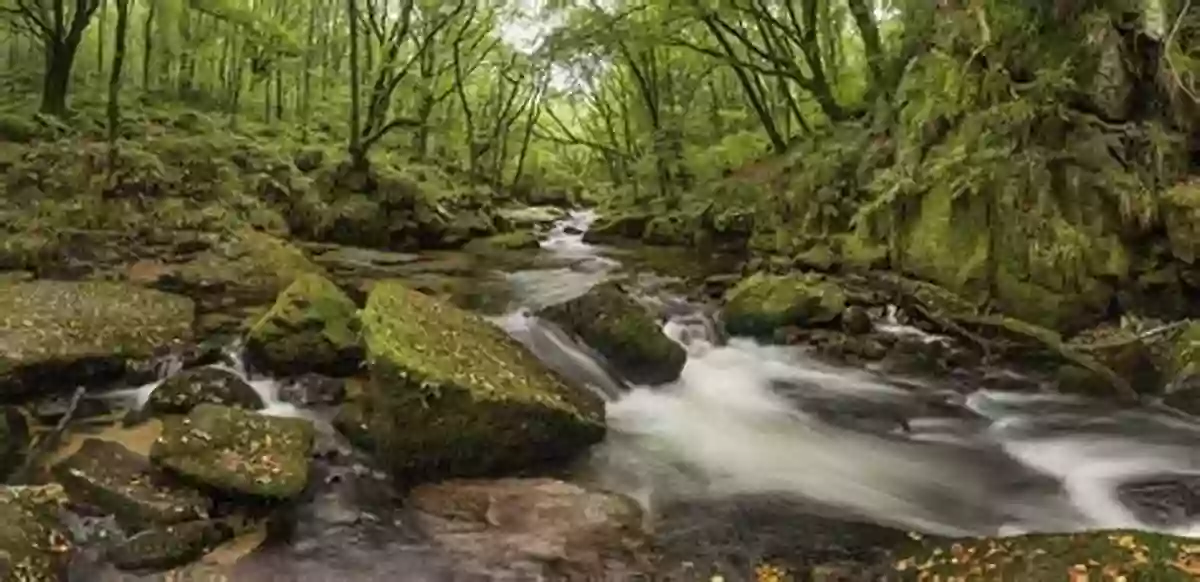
[340,280,605,483]
[538,282,686,385]
[0,280,195,399]
[245,273,362,377]
[152,404,314,499]
[722,272,847,338]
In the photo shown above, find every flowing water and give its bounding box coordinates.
[88,209,1200,579]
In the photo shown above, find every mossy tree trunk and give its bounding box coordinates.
[105,0,131,145]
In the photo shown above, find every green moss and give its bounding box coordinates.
[0,484,71,582]
[540,282,686,385]
[145,367,265,415]
[246,273,362,376]
[1163,180,1200,265]
[52,439,211,528]
[723,272,848,338]
[0,280,195,399]
[152,404,314,499]
[351,280,605,482]
[893,530,1200,581]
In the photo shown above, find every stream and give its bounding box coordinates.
[89,210,1200,580]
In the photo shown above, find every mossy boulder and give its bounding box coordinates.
[339,281,604,483]
[722,272,847,338]
[0,484,71,581]
[1162,322,1200,414]
[245,274,362,377]
[539,282,686,385]
[0,406,29,482]
[893,530,1200,581]
[162,230,328,310]
[152,404,314,499]
[0,280,195,399]
[463,230,541,252]
[583,213,650,244]
[145,367,264,416]
[52,439,211,528]
[496,206,566,230]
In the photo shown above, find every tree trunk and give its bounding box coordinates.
[347,0,364,166]
[41,43,77,116]
[142,0,156,90]
[97,0,108,78]
[107,0,131,146]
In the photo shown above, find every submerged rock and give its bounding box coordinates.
[245,273,363,377]
[145,367,264,416]
[152,404,314,499]
[894,530,1200,580]
[52,439,211,528]
[0,406,29,481]
[0,280,195,399]
[409,478,653,578]
[0,484,71,581]
[539,282,686,386]
[338,281,604,483]
[722,272,847,338]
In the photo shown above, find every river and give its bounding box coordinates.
[91,209,1200,580]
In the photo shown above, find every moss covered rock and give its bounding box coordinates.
[0,406,28,482]
[0,484,71,581]
[463,230,541,252]
[1163,180,1200,265]
[245,274,362,377]
[52,439,211,528]
[145,367,264,416]
[722,272,847,338]
[152,404,314,499]
[1162,322,1200,414]
[162,230,328,310]
[496,206,566,230]
[0,280,194,399]
[893,530,1200,581]
[341,281,604,483]
[583,213,650,244]
[539,282,686,386]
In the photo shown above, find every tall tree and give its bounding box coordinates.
[2,0,104,115]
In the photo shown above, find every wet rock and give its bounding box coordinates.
[841,306,872,335]
[0,281,195,399]
[1117,474,1200,529]
[563,225,584,236]
[409,478,653,578]
[152,404,314,499]
[0,484,72,581]
[53,439,211,528]
[278,374,346,407]
[145,367,264,416]
[107,518,241,572]
[894,529,1200,580]
[1,406,29,481]
[723,272,847,339]
[245,274,363,377]
[539,282,687,386]
[338,281,604,483]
